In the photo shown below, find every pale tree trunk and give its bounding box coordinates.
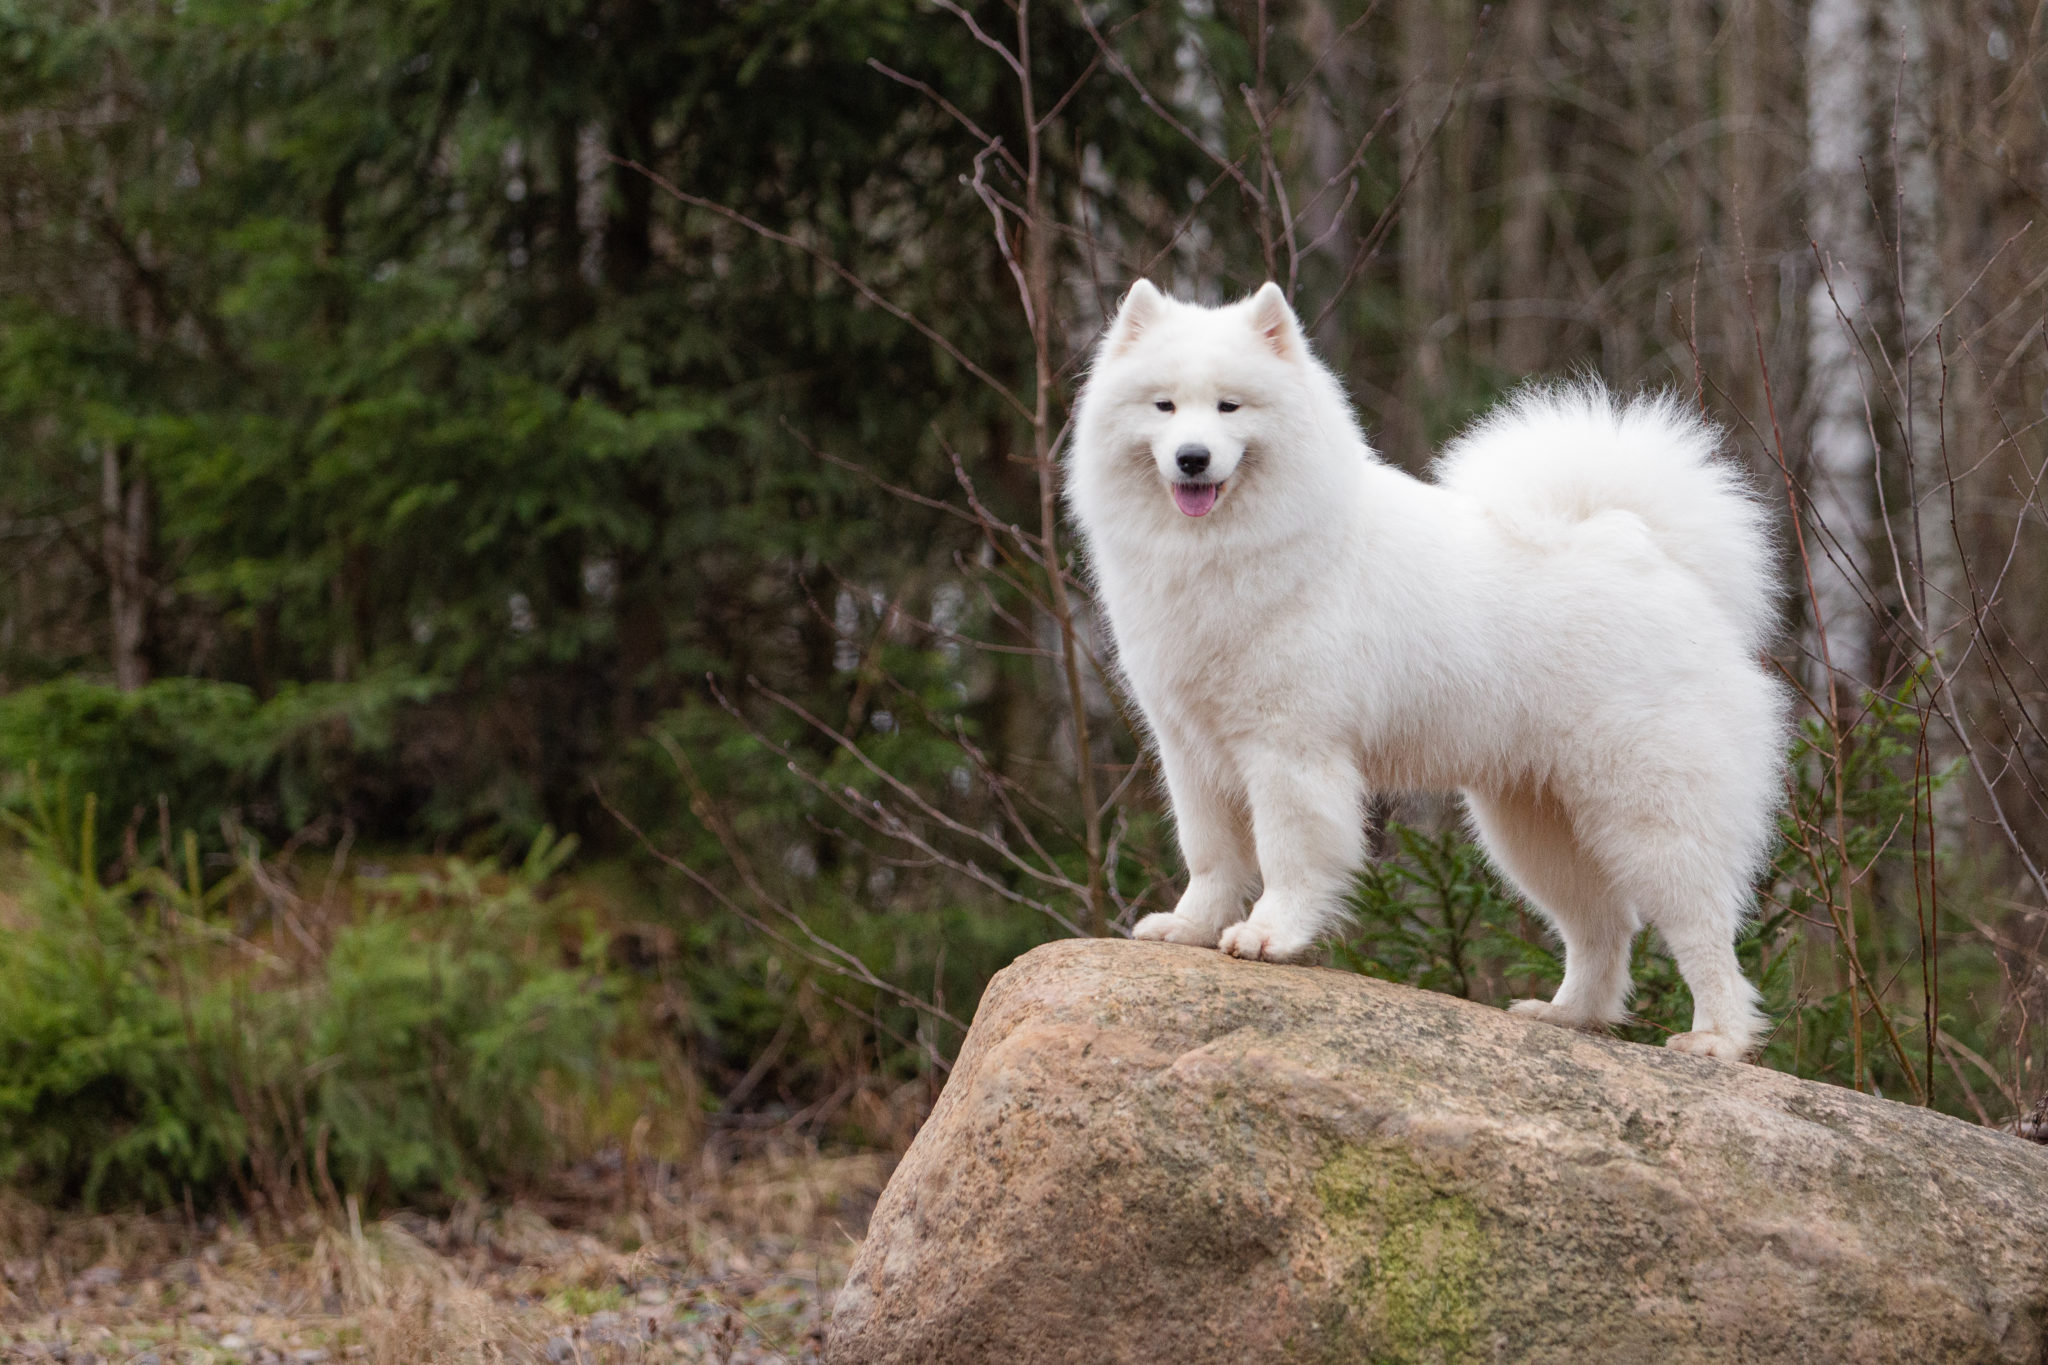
[100,443,151,692]
[1887,0,1965,836]
[1669,0,1711,270]
[1886,0,1955,652]
[1395,0,1448,457]
[1296,0,1354,355]
[1439,2,1475,371]
[1720,0,1771,424]
[1619,21,1663,381]
[1496,0,1549,375]
[1802,0,1878,706]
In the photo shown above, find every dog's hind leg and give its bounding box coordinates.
[1575,797,1766,1061]
[1134,730,1258,947]
[1652,902,1763,1061]
[1467,784,1636,1032]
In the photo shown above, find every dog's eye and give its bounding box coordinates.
[1154,400,1175,413]
[1218,400,1241,413]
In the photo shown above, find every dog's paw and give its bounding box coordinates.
[1506,998,1613,1033]
[1664,1029,1753,1063]
[1218,919,1317,963]
[1131,912,1220,947]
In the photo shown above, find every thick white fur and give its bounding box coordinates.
[1068,281,1787,1061]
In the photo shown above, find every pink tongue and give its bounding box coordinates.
[1172,483,1219,517]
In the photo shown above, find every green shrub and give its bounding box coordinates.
[306,837,621,1197]
[1334,686,2013,1120]
[0,784,627,1210]
[624,690,1065,1120]
[1336,822,1560,1003]
[0,787,242,1207]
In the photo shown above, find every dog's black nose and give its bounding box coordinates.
[1175,444,1210,476]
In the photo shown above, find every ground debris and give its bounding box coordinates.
[1,1148,885,1365]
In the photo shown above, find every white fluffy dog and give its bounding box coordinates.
[1067,281,1786,1061]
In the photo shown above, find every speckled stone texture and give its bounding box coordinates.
[827,938,2048,1364]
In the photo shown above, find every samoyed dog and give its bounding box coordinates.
[1067,281,1786,1061]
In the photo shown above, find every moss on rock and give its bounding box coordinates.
[1315,1144,1491,1364]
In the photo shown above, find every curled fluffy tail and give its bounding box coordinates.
[1435,382,1781,653]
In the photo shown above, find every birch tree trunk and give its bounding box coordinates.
[1802,0,1878,705]
[1619,22,1663,382]
[1395,0,1448,456]
[1497,0,1550,375]
[1720,0,1775,429]
[1887,0,1956,653]
[1887,0,1966,837]
[1669,0,1710,270]
[1297,0,1354,355]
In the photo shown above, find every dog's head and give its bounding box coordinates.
[1079,280,1317,520]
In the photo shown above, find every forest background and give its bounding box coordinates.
[0,0,2045,1223]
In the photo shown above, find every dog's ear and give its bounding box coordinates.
[1106,279,1165,355]
[1248,282,1304,360]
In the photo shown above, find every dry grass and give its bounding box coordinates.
[0,1143,888,1364]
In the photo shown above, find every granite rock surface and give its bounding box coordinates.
[829,938,2048,1363]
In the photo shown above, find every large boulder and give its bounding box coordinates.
[828,938,2048,1364]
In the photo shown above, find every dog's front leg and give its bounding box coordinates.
[1219,751,1366,963]
[1132,731,1258,947]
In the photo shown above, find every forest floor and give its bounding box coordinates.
[0,1145,887,1364]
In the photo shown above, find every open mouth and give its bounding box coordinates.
[1172,481,1222,517]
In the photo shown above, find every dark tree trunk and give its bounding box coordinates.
[100,443,152,692]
